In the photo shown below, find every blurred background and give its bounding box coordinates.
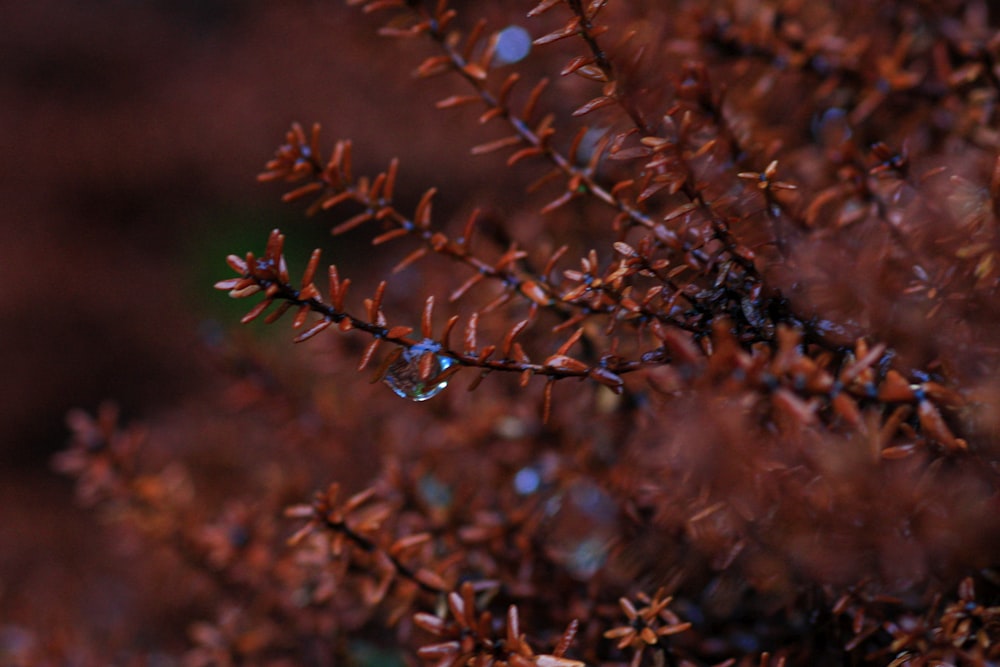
[0,0,455,657]
[2,0,457,468]
[2,1,549,658]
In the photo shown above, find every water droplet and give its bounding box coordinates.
[417,474,452,511]
[493,25,532,66]
[542,479,618,580]
[563,536,609,580]
[495,415,527,439]
[811,107,851,147]
[513,466,541,495]
[383,339,456,401]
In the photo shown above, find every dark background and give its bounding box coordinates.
[2,0,438,466]
[0,0,479,655]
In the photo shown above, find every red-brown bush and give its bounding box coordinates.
[46,1,1000,665]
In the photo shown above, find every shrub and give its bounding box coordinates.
[56,1,1000,665]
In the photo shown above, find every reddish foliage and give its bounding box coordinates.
[16,0,1000,665]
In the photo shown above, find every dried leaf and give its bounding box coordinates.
[572,95,616,117]
[471,135,523,155]
[534,18,581,46]
[332,211,374,235]
[294,318,332,343]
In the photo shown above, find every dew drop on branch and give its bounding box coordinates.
[383,339,456,402]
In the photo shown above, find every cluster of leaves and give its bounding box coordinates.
[53,0,1000,665]
[219,0,999,454]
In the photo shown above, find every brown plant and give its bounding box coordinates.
[48,0,1000,665]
